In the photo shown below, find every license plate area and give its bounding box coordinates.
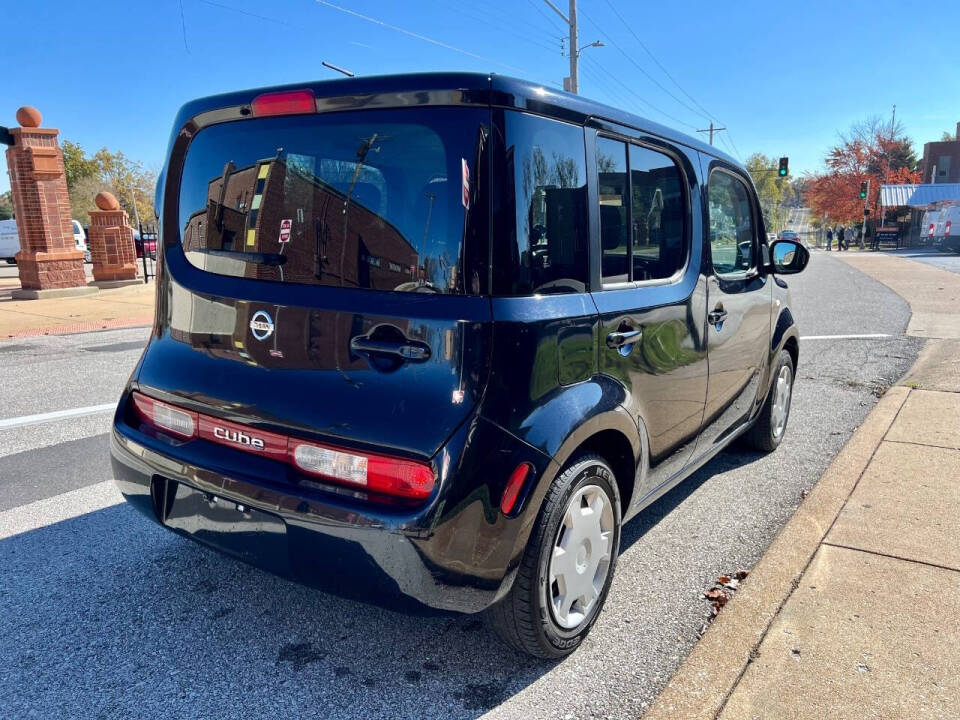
[155,476,289,573]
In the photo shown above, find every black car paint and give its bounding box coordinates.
[111,72,800,614]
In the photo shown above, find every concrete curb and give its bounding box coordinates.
[643,385,911,720]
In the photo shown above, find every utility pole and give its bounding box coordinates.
[860,177,871,249]
[696,121,726,146]
[545,0,597,94]
[568,0,578,93]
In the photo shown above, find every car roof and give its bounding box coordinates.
[169,72,739,168]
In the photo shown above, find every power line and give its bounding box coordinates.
[527,0,567,35]
[439,0,560,56]
[580,55,700,131]
[594,1,745,163]
[197,0,296,27]
[600,0,717,123]
[579,9,710,125]
[314,0,549,81]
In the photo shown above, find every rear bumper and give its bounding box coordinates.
[111,403,555,614]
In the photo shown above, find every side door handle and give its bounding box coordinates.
[708,305,728,326]
[606,327,643,354]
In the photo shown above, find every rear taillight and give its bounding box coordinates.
[290,441,435,500]
[251,89,316,117]
[946,221,952,237]
[131,391,197,439]
[929,223,935,236]
[130,392,435,501]
[500,463,533,515]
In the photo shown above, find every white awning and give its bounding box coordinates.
[880,183,960,207]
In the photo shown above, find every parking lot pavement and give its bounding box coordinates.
[0,253,923,719]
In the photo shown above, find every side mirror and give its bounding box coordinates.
[769,239,809,275]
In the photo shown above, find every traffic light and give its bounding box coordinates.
[859,181,868,199]
[778,157,788,177]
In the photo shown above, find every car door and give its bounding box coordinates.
[696,160,772,455]
[590,131,709,504]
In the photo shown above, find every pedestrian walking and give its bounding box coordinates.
[825,225,833,251]
[837,225,847,251]
[870,224,880,251]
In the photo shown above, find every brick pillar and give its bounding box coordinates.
[5,106,88,295]
[87,191,139,285]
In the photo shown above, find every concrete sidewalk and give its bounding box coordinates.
[0,277,155,339]
[645,252,960,719]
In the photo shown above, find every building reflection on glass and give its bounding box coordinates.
[182,153,423,290]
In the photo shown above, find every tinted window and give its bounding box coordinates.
[630,144,685,281]
[178,107,488,293]
[597,138,629,283]
[498,112,588,294]
[708,170,755,275]
[597,138,686,286]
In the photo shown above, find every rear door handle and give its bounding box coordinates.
[606,328,643,349]
[350,337,431,361]
[708,307,728,326]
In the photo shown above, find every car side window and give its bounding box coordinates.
[707,170,755,276]
[597,138,629,284]
[597,136,687,286]
[629,144,685,282]
[499,112,590,295]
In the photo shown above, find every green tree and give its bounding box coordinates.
[61,143,156,227]
[0,191,13,220]
[746,153,790,233]
[62,140,99,189]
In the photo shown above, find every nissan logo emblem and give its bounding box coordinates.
[249,310,274,341]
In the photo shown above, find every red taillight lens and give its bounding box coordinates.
[290,441,435,500]
[131,391,198,439]
[946,221,952,237]
[500,463,533,515]
[251,89,316,117]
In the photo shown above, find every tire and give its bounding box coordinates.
[485,453,622,658]
[743,349,795,452]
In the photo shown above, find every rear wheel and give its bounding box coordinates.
[485,454,621,658]
[743,349,794,452]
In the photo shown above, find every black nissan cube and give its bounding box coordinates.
[111,73,808,658]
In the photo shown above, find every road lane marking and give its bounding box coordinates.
[0,481,122,540]
[0,403,116,430]
[800,334,892,341]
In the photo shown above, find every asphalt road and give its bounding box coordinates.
[0,252,923,720]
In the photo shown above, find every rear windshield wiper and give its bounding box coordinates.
[190,248,288,266]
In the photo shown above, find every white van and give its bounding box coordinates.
[919,209,937,244]
[939,205,960,253]
[0,219,18,263]
[72,219,91,262]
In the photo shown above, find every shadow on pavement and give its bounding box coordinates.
[0,445,766,720]
[0,506,552,720]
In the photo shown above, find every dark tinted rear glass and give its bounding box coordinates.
[494,111,588,295]
[178,107,488,293]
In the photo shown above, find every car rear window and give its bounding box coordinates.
[178,107,488,293]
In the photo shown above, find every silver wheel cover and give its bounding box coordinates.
[548,483,615,630]
[771,364,793,439]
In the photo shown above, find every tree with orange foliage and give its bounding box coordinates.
[805,117,922,224]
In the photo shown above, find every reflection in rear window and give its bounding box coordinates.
[178,108,487,293]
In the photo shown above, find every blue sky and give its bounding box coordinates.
[2,0,958,195]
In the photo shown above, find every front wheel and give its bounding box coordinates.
[743,349,795,452]
[485,454,621,658]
